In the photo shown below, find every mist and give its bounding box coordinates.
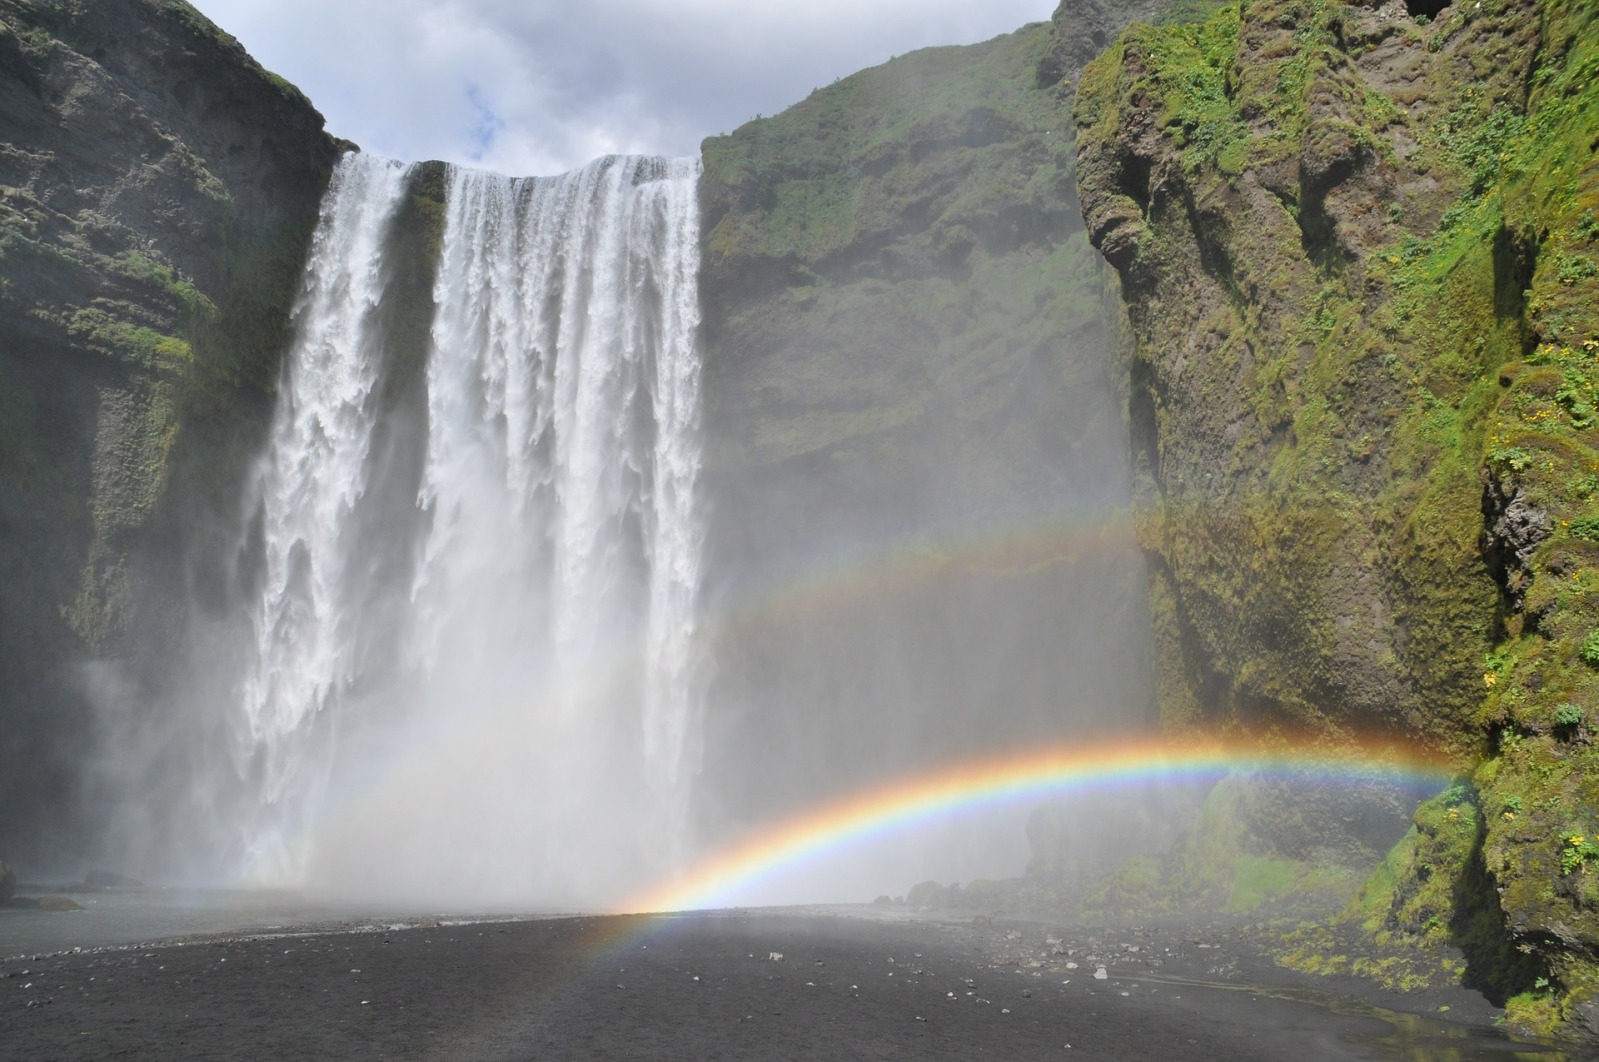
[70,24,1164,914]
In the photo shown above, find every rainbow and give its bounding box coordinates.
[621,735,1458,913]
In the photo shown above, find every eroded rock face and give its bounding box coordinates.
[0,0,339,866]
[1072,0,1546,737]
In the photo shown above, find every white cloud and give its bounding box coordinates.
[188,0,1056,176]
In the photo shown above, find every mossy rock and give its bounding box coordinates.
[1080,0,1599,1036]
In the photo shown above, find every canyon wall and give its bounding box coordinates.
[1076,0,1599,1034]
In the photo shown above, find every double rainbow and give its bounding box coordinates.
[622,734,1458,913]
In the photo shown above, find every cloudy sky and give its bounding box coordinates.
[187,0,1057,177]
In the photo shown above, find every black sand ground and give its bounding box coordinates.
[1,908,1571,1060]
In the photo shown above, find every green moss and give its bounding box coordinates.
[1081,776,1372,920]
[1581,630,1599,668]
[1504,988,1563,1038]
[701,23,1071,270]
[65,307,192,369]
[1123,7,1248,173]
[108,251,216,318]
[1153,0,1231,27]
[1078,0,1521,747]
[1466,3,1599,1015]
[1295,783,1546,1002]
[1229,855,1311,911]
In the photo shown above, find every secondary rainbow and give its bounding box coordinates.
[621,735,1458,913]
[267,513,1136,888]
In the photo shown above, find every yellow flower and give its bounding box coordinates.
[1569,836,1585,847]
[1484,672,1498,688]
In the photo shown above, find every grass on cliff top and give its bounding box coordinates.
[1123,3,1248,173]
[710,22,1058,165]
[702,22,1070,264]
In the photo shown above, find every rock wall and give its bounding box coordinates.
[691,0,1165,842]
[1076,0,1599,1035]
[0,0,340,867]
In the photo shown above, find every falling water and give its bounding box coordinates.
[237,155,412,876]
[235,152,704,905]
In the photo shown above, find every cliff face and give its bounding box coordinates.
[0,0,339,866]
[10,0,1595,1031]
[1077,0,1599,1034]
[692,1,1162,839]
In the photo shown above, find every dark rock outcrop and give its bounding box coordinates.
[1481,471,1551,614]
[0,0,340,868]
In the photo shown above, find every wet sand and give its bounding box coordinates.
[1,906,1569,1060]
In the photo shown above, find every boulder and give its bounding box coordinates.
[36,895,83,912]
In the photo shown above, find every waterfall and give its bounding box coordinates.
[234,152,705,905]
[237,155,412,877]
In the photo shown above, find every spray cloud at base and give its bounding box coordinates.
[100,115,1162,908]
[99,150,706,908]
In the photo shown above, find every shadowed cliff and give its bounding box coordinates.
[0,0,340,867]
[692,1,1164,865]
